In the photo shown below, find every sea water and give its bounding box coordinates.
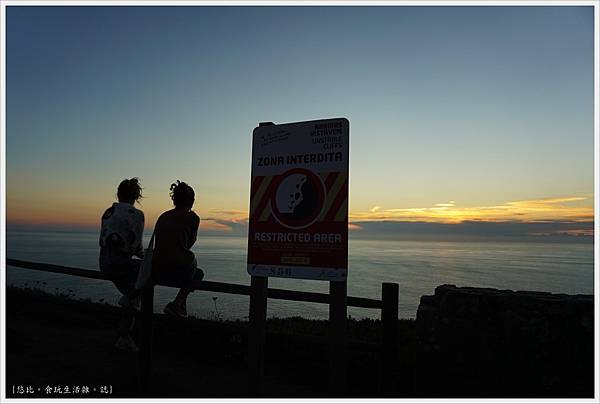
[5,231,594,319]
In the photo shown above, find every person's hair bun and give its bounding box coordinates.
[170,180,195,209]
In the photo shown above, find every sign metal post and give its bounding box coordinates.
[247,118,350,395]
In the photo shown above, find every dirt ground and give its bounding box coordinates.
[5,287,416,398]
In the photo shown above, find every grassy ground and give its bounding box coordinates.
[6,286,416,398]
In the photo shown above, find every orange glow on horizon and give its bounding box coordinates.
[6,195,594,231]
[350,196,594,224]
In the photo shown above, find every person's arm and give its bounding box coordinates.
[133,212,145,258]
[99,207,110,248]
[188,214,199,249]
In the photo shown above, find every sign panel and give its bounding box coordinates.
[247,118,349,281]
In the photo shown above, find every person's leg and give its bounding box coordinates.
[105,256,140,297]
[102,256,140,351]
[122,259,142,299]
[173,288,191,307]
[114,259,142,312]
[117,308,136,338]
[114,307,139,352]
[172,264,204,311]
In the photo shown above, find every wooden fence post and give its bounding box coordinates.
[248,275,268,396]
[381,282,399,395]
[139,284,154,395]
[329,280,347,396]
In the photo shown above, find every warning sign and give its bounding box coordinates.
[247,118,349,281]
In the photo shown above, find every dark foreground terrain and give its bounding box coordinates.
[6,286,414,398]
[6,285,594,398]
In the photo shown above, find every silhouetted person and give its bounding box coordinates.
[153,180,204,317]
[99,178,145,352]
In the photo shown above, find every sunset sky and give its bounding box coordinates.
[5,6,595,237]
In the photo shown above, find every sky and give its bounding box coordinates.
[5,5,595,239]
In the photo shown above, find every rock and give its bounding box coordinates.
[414,285,593,397]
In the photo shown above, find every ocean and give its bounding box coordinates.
[5,231,594,320]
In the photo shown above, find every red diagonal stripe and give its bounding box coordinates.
[324,179,348,222]
[251,176,264,194]
[251,178,274,221]
[325,172,338,190]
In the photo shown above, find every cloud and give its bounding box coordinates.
[351,195,593,224]
[513,196,587,205]
[198,209,250,234]
[208,209,248,216]
[348,223,362,231]
[199,217,248,235]
[529,228,594,237]
[369,206,381,213]
[200,219,233,232]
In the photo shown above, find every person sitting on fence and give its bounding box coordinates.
[99,177,145,352]
[153,180,204,317]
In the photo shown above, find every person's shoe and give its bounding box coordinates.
[114,336,139,353]
[164,301,187,317]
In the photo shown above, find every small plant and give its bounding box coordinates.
[210,296,223,322]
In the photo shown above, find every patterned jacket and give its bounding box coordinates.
[99,202,145,257]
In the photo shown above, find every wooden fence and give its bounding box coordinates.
[7,258,399,396]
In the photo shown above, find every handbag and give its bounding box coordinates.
[134,231,155,290]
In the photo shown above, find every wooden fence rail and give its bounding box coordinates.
[7,258,381,308]
[7,258,399,396]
